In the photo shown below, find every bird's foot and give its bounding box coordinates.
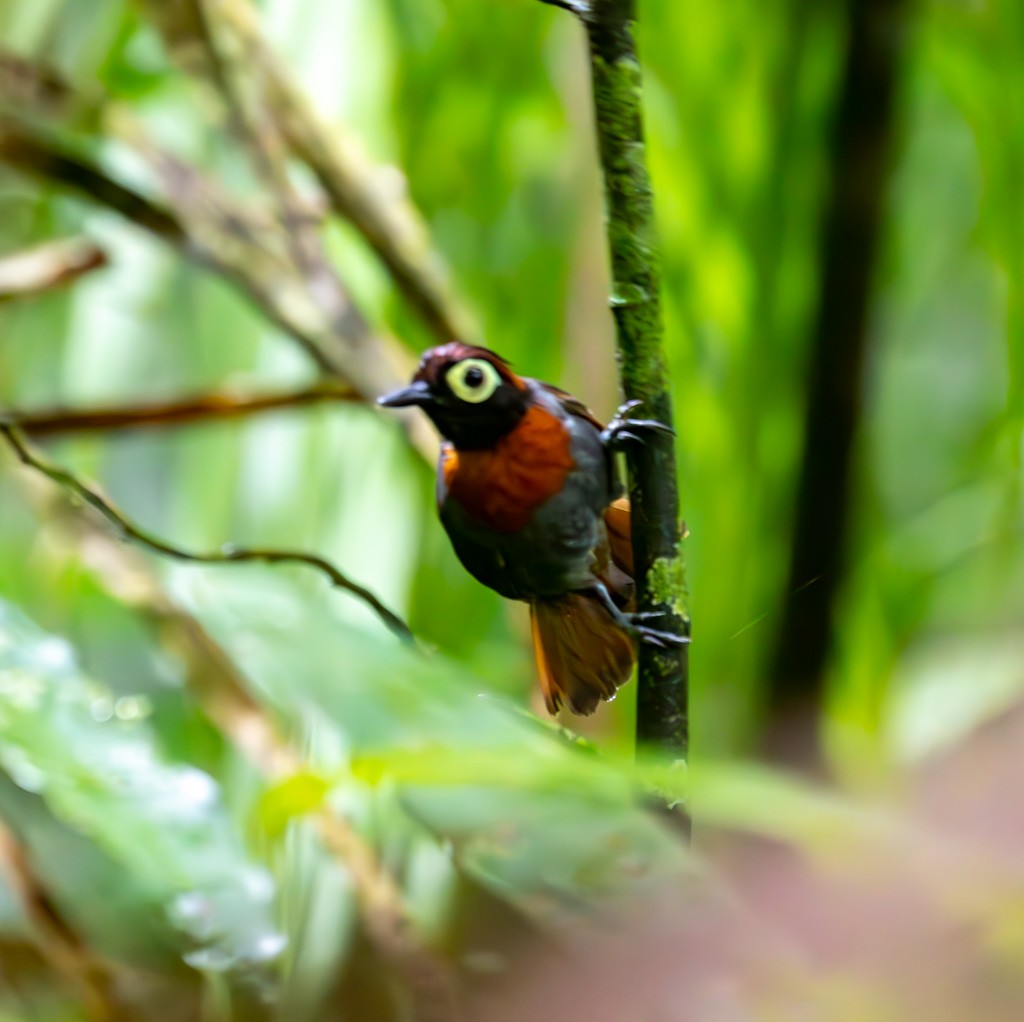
[600,399,674,450]
[580,583,689,648]
[625,614,690,649]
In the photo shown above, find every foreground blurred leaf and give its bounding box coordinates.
[0,598,284,983]
[173,568,693,922]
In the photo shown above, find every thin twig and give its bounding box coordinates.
[5,382,360,437]
[0,120,185,241]
[0,236,107,301]
[543,0,688,760]
[0,424,412,642]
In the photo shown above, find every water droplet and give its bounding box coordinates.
[240,867,275,903]
[608,283,648,308]
[90,696,114,723]
[0,668,45,710]
[169,891,215,937]
[0,747,45,793]
[183,946,236,973]
[33,637,74,672]
[115,695,152,721]
[250,932,287,962]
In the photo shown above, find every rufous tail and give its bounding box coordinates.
[529,497,637,716]
[530,593,636,716]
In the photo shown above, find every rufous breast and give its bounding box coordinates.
[442,405,575,532]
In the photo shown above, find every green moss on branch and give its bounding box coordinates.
[543,0,689,759]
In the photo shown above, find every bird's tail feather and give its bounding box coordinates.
[530,594,636,716]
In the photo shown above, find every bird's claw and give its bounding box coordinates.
[600,399,675,450]
[632,623,690,649]
[631,609,673,623]
[624,610,689,648]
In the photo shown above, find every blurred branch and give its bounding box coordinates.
[189,0,372,361]
[0,115,434,452]
[0,822,122,1021]
[0,51,77,116]
[766,0,910,749]
[0,236,107,301]
[0,120,185,239]
[0,423,413,642]
[545,0,688,760]
[142,0,475,344]
[0,115,350,373]
[0,55,439,459]
[6,382,360,437]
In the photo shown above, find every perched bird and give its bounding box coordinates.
[379,343,683,715]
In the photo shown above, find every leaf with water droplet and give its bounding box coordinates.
[609,282,649,308]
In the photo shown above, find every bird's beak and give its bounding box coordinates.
[377,380,433,408]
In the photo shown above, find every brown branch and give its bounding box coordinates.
[0,236,107,301]
[6,382,360,437]
[190,0,378,360]
[0,116,430,441]
[0,51,78,117]
[0,423,413,642]
[0,121,186,241]
[1,59,438,460]
[210,0,477,344]
[766,0,911,751]
[0,822,122,1021]
[546,0,688,761]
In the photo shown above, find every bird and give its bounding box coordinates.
[378,342,684,715]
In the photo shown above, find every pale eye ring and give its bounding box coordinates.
[446,358,501,403]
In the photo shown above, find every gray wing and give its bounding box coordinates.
[532,381,623,506]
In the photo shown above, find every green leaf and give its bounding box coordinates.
[0,599,284,979]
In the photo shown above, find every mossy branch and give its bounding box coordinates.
[541,0,689,760]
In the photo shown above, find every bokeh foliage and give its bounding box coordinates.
[0,0,1022,1019]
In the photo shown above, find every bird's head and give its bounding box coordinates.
[378,343,530,449]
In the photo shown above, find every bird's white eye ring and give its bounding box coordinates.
[446,358,501,404]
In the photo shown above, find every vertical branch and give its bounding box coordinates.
[767,0,910,741]
[543,0,688,759]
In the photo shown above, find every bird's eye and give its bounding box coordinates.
[446,358,501,404]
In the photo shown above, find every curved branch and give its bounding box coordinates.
[546,0,688,759]
[0,424,412,643]
[5,383,360,437]
[0,236,107,301]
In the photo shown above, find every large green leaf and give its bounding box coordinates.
[174,568,693,921]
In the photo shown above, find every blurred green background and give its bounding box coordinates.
[0,0,1022,1019]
